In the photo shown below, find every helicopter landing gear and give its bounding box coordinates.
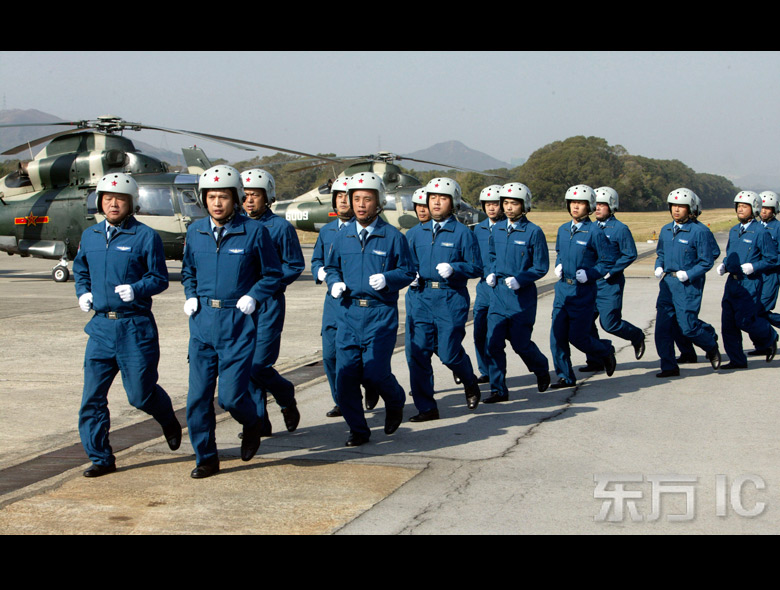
[52,260,70,282]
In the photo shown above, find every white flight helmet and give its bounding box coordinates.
[198,165,244,208]
[347,172,386,209]
[96,172,139,215]
[690,192,702,217]
[734,190,761,217]
[760,190,780,214]
[565,184,596,213]
[331,176,351,210]
[594,186,619,213]
[412,187,427,206]
[667,188,698,213]
[498,182,533,213]
[242,169,276,203]
[425,177,462,210]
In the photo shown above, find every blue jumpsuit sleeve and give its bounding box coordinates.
[311,232,326,283]
[610,224,637,275]
[486,230,496,277]
[73,234,92,299]
[684,228,714,282]
[247,224,284,302]
[382,233,417,292]
[449,228,483,280]
[278,222,305,287]
[515,226,550,286]
[655,228,666,271]
[753,229,778,274]
[588,229,616,280]
[130,230,169,299]
[324,233,345,288]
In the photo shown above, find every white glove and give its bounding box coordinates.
[114,284,134,302]
[554,264,563,279]
[369,273,386,290]
[436,262,453,279]
[505,277,519,290]
[741,263,754,275]
[331,282,346,299]
[654,267,664,279]
[79,292,93,312]
[717,263,726,276]
[486,273,496,287]
[237,295,257,315]
[183,297,199,316]
[603,272,611,280]
[677,270,689,282]
[575,269,587,283]
[410,273,419,287]
[317,267,327,282]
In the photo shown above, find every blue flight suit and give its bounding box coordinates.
[551,218,616,383]
[406,217,483,413]
[404,221,436,399]
[486,216,550,396]
[758,217,780,327]
[311,216,350,406]
[472,217,495,379]
[585,216,644,366]
[182,214,282,466]
[74,216,176,468]
[654,219,719,372]
[674,220,720,360]
[720,220,779,366]
[247,209,305,427]
[324,217,415,438]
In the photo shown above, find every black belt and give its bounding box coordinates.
[343,296,385,308]
[199,296,239,308]
[94,310,149,319]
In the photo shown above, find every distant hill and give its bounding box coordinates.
[402,140,511,172]
[0,108,182,164]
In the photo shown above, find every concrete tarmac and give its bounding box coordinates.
[2,231,780,534]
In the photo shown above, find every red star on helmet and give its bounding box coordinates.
[111,180,117,186]
[507,188,512,193]
[213,176,220,182]
[358,178,364,183]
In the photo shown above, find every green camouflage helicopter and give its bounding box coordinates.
[0,115,343,281]
[272,151,492,232]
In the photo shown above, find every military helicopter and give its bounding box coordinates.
[0,115,344,281]
[272,152,497,232]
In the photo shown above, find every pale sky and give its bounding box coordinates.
[1,51,778,180]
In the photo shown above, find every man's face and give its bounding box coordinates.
[351,189,379,226]
[101,192,133,225]
[595,202,611,222]
[242,188,268,218]
[760,206,775,223]
[568,200,589,221]
[484,201,502,221]
[334,191,353,220]
[428,193,453,221]
[501,198,524,222]
[670,204,690,223]
[414,203,431,223]
[736,202,754,223]
[206,189,235,225]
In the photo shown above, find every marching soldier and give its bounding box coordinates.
[324,172,415,446]
[405,177,483,421]
[483,182,550,402]
[716,191,778,369]
[472,184,504,384]
[550,184,617,389]
[581,187,646,372]
[654,188,722,377]
[242,169,304,435]
[74,173,181,478]
[182,165,282,478]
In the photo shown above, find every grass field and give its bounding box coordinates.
[295,208,739,245]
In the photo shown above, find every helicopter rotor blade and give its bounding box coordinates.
[1,128,86,156]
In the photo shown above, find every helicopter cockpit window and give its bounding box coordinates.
[400,193,413,212]
[178,188,205,218]
[87,190,98,214]
[384,193,397,211]
[136,186,175,216]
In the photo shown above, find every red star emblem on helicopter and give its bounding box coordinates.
[14,212,50,226]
